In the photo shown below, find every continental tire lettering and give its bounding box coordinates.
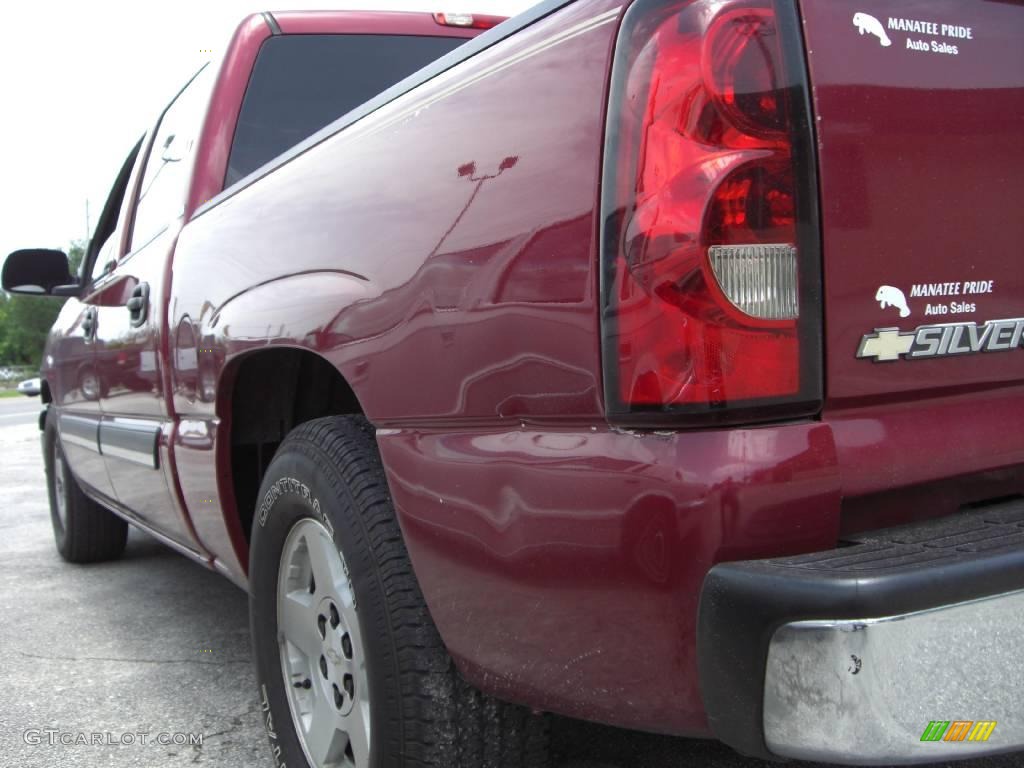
[258,477,331,534]
[257,484,283,527]
[259,683,287,767]
[259,683,277,740]
[312,497,334,538]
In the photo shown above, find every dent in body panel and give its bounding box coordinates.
[378,423,841,734]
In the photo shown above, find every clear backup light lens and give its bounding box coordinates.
[600,0,822,424]
[709,244,798,320]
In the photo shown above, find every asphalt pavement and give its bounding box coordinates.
[0,394,40,428]
[0,396,1019,768]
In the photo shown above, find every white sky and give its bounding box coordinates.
[0,0,539,267]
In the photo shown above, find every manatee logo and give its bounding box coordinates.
[876,285,911,318]
[853,12,892,47]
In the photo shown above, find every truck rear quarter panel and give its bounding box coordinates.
[172,0,625,428]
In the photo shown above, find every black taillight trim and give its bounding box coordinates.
[598,0,823,428]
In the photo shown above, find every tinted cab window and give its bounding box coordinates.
[226,35,463,186]
[131,65,214,251]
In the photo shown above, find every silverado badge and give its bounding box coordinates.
[857,318,1024,362]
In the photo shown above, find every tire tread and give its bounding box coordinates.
[276,415,549,768]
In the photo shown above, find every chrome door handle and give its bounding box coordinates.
[127,282,150,327]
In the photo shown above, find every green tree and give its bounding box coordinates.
[67,240,85,276]
[0,240,86,368]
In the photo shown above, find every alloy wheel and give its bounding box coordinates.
[277,518,370,767]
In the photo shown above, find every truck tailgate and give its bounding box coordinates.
[798,0,1024,404]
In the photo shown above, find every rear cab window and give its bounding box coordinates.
[225,34,465,186]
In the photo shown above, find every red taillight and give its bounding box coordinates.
[432,12,506,29]
[601,0,821,424]
[703,8,788,139]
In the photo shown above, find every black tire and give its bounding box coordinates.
[43,410,128,563]
[249,415,549,768]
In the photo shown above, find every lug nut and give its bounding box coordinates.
[341,633,352,659]
[329,603,340,629]
[317,614,327,638]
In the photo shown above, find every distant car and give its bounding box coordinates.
[17,377,41,396]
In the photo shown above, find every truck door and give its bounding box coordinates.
[91,65,213,550]
[50,236,122,502]
[51,140,149,502]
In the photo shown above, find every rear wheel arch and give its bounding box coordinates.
[217,347,367,568]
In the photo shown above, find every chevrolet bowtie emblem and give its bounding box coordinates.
[857,328,915,362]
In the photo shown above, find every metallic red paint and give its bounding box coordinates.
[42,10,494,585]
[799,0,1024,405]
[170,0,622,423]
[189,12,477,220]
[378,422,841,734]
[43,301,116,499]
[34,0,1024,739]
[178,11,489,585]
[169,0,621,584]
[188,14,273,220]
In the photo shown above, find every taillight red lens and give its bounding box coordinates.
[703,8,787,140]
[601,0,821,424]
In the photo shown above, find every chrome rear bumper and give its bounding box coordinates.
[764,589,1024,764]
[698,499,1024,764]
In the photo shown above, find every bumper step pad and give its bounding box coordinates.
[698,499,1024,763]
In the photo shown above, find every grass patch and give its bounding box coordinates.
[0,389,25,398]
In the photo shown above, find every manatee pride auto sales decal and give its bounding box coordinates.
[852,10,974,56]
[857,280,1023,363]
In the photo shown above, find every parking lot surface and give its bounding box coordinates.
[1,396,1019,768]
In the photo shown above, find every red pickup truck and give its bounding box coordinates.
[4,2,1023,767]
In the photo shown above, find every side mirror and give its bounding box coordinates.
[2,249,79,297]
